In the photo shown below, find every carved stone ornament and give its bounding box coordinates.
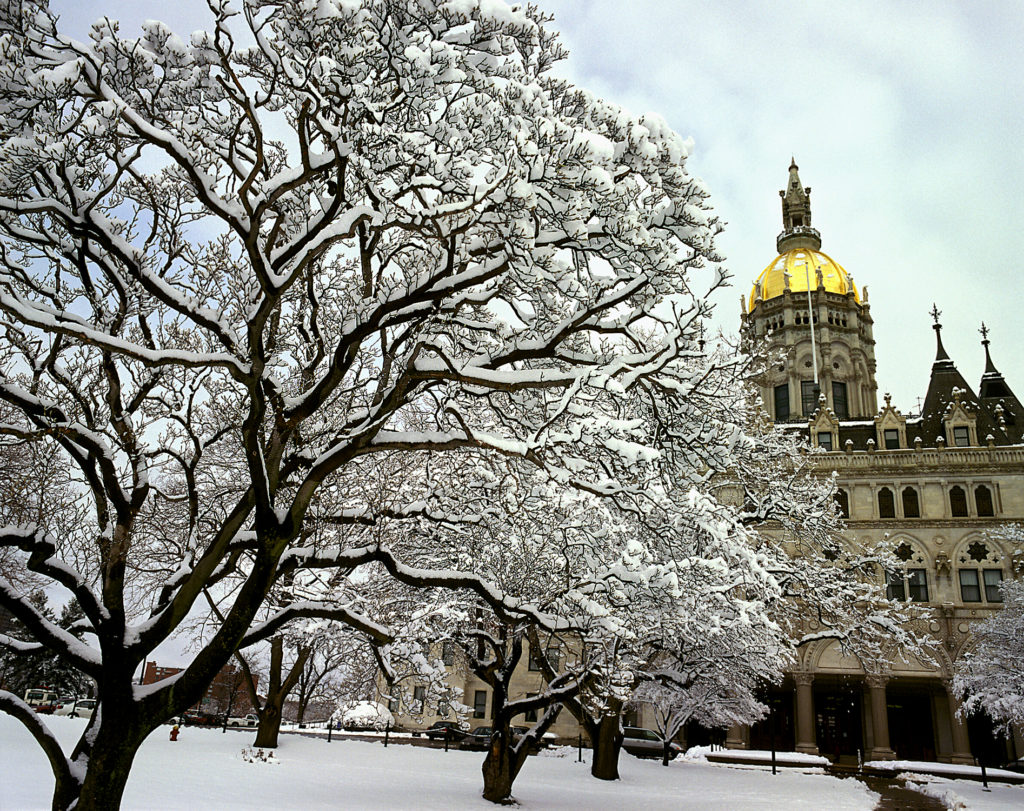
[935,551,952,577]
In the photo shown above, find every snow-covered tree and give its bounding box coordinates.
[954,525,1024,732]
[0,1,727,806]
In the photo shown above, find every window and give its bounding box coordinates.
[907,569,929,602]
[975,485,994,517]
[888,569,929,602]
[441,640,456,666]
[949,486,968,517]
[834,488,850,519]
[960,569,1004,603]
[801,381,820,416]
[528,647,541,671]
[832,382,848,420]
[878,487,895,519]
[959,570,981,602]
[524,692,538,723]
[984,569,1003,602]
[473,690,487,719]
[413,686,426,714]
[901,487,920,518]
[774,384,790,421]
[952,426,970,447]
[546,647,560,671]
[817,432,833,451]
[884,429,900,450]
[886,570,906,601]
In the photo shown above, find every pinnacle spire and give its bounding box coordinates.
[930,304,950,363]
[980,322,998,375]
[777,159,820,252]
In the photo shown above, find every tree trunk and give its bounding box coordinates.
[250,638,311,748]
[591,713,623,781]
[68,717,146,811]
[662,740,672,767]
[254,701,283,748]
[481,730,527,804]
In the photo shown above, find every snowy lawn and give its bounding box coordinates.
[0,715,877,810]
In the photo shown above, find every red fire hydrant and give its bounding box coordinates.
[169,724,180,742]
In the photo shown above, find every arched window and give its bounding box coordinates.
[901,487,920,518]
[975,485,994,517]
[878,487,895,519]
[834,488,850,519]
[949,486,968,517]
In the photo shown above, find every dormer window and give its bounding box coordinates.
[952,426,970,447]
[883,429,900,450]
[817,432,833,451]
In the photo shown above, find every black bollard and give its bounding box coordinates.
[578,734,583,763]
[444,729,450,752]
[328,723,332,743]
[384,723,390,748]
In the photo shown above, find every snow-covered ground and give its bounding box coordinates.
[903,773,1024,810]
[0,715,877,810]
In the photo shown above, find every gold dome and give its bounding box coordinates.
[748,249,859,312]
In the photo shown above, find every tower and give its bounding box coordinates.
[742,160,878,421]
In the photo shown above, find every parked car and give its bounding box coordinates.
[182,712,224,727]
[510,725,557,751]
[24,688,59,714]
[621,726,682,760]
[55,699,95,720]
[461,726,493,750]
[227,713,258,727]
[422,720,469,741]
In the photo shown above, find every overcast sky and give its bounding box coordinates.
[51,0,1024,412]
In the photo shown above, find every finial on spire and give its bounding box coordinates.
[930,303,942,325]
[790,156,798,170]
[979,322,990,342]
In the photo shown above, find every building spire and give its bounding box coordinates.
[930,303,950,362]
[777,159,821,252]
[980,322,997,375]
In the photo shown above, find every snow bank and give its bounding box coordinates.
[902,774,1024,811]
[865,759,1022,782]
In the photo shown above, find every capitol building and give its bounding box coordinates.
[732,161,1024,765]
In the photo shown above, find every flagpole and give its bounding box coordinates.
[805,262,819,390]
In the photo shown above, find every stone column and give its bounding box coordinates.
[865,675,895,760]
[794,673,818,755]
[944,680,975,765]
[725,724,749,750]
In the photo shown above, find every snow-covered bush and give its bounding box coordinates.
[338,701,394,732]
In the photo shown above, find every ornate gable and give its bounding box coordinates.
[874,392,907,450]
